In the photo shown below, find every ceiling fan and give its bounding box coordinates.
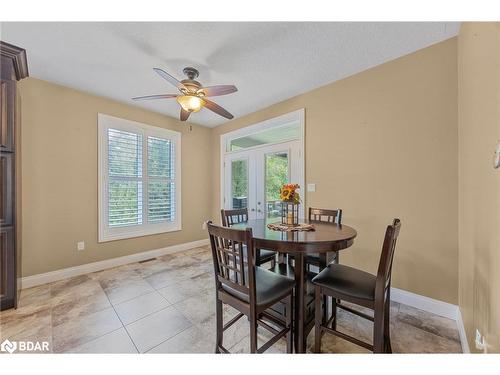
[132,67,237,122]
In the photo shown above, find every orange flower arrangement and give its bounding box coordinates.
[280,183,301,204]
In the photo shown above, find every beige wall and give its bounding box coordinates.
[458,23,500,353]
[18,78,212,277]
[211,38,459,304]
[19,38,461,308]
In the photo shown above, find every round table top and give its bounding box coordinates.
[232,218,357,254]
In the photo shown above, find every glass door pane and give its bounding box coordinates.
[264,151,289,219]
[231,159,248,209]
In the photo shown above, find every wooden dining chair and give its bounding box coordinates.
[306,207,343,271]
[221,208,276,267]
[207,222,295,353]
[312,218,401,353]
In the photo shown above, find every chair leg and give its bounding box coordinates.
[331,296,337,330]
[286,294,293,353]
[314,285,323,353]
[215,298,223,353]
[271,257,276,269]
[322,295,328,325]
[384,295,392,353]
[373,304,385,354]
[249,312,258,353]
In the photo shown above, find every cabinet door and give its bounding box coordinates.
[0,226,15,309]
[0,80,15,151]
[0,152,13,227]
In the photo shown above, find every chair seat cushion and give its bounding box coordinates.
[239,245,275,263]
[221,267,295,307]
[312,264,376,301]
[258,249,276,263]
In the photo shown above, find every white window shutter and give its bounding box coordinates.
[98,113,181,242]
[107,128,143,227]
[147,136,175,223]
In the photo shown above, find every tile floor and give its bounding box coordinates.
[0,246,463,354]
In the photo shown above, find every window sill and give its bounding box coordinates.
[98,223,182,243]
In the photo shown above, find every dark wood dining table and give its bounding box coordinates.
[232,218,357,353]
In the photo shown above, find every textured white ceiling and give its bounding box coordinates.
[0,22,459,127]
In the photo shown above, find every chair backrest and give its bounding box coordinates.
[308,207,342,224]
[207,221,256,303]
[221,208,249,227]
[376,218,401,294]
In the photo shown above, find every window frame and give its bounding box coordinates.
[98,113,182,242]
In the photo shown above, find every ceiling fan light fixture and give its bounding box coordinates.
[176,95,204,113]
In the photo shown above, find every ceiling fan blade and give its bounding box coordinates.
[132,94,178,101]
[203,99,234,119]
[199,85,238,97]
[180,108,190,122]
[153,68,185,89]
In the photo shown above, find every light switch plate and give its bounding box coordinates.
[307,183,316,192]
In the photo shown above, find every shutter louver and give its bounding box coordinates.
[147,136,175,223]
[107,128,143,227]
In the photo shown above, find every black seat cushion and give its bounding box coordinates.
[257,249,276,263]
[312,264,376,301]
[305,252,338,264]
[221,267,295,307]
[240,245,275,263]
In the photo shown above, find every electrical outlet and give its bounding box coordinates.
[202,221,208,230]
[77,241,85,251]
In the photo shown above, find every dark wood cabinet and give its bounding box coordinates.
[0,41,28,311]
[0,152,14,227]
[1,226,15,309]
[1,80,15,151]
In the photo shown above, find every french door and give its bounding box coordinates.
[223,140,303,220]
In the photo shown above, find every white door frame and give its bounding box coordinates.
[220,108,305,219]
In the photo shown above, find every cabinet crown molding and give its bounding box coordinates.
[0,41,29,80]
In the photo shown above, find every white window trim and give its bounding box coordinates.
[219,108,305,215]
[98,113,182,242]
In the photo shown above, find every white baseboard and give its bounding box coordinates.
[390,287,458,320]
[390,287,468,353]
[456,308,470,353]
[21,239,209,289]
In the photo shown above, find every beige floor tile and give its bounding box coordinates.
[50,275,104,307]
[157,272,213,304]
[125,305,192,353]
[390,318,462,353]
[91,264,143,290]
[16,285,52,314]
[52,307,123,352]
[52,290,111,327]
[114,291,170,325]
[0,307,52,341]
[396,304,460,342]
[147,325,214,353]
[134,258,172,278]
[103,278,155,305]
[68,328,137,353]
[144,265,205,289]
[172,292,215,328]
